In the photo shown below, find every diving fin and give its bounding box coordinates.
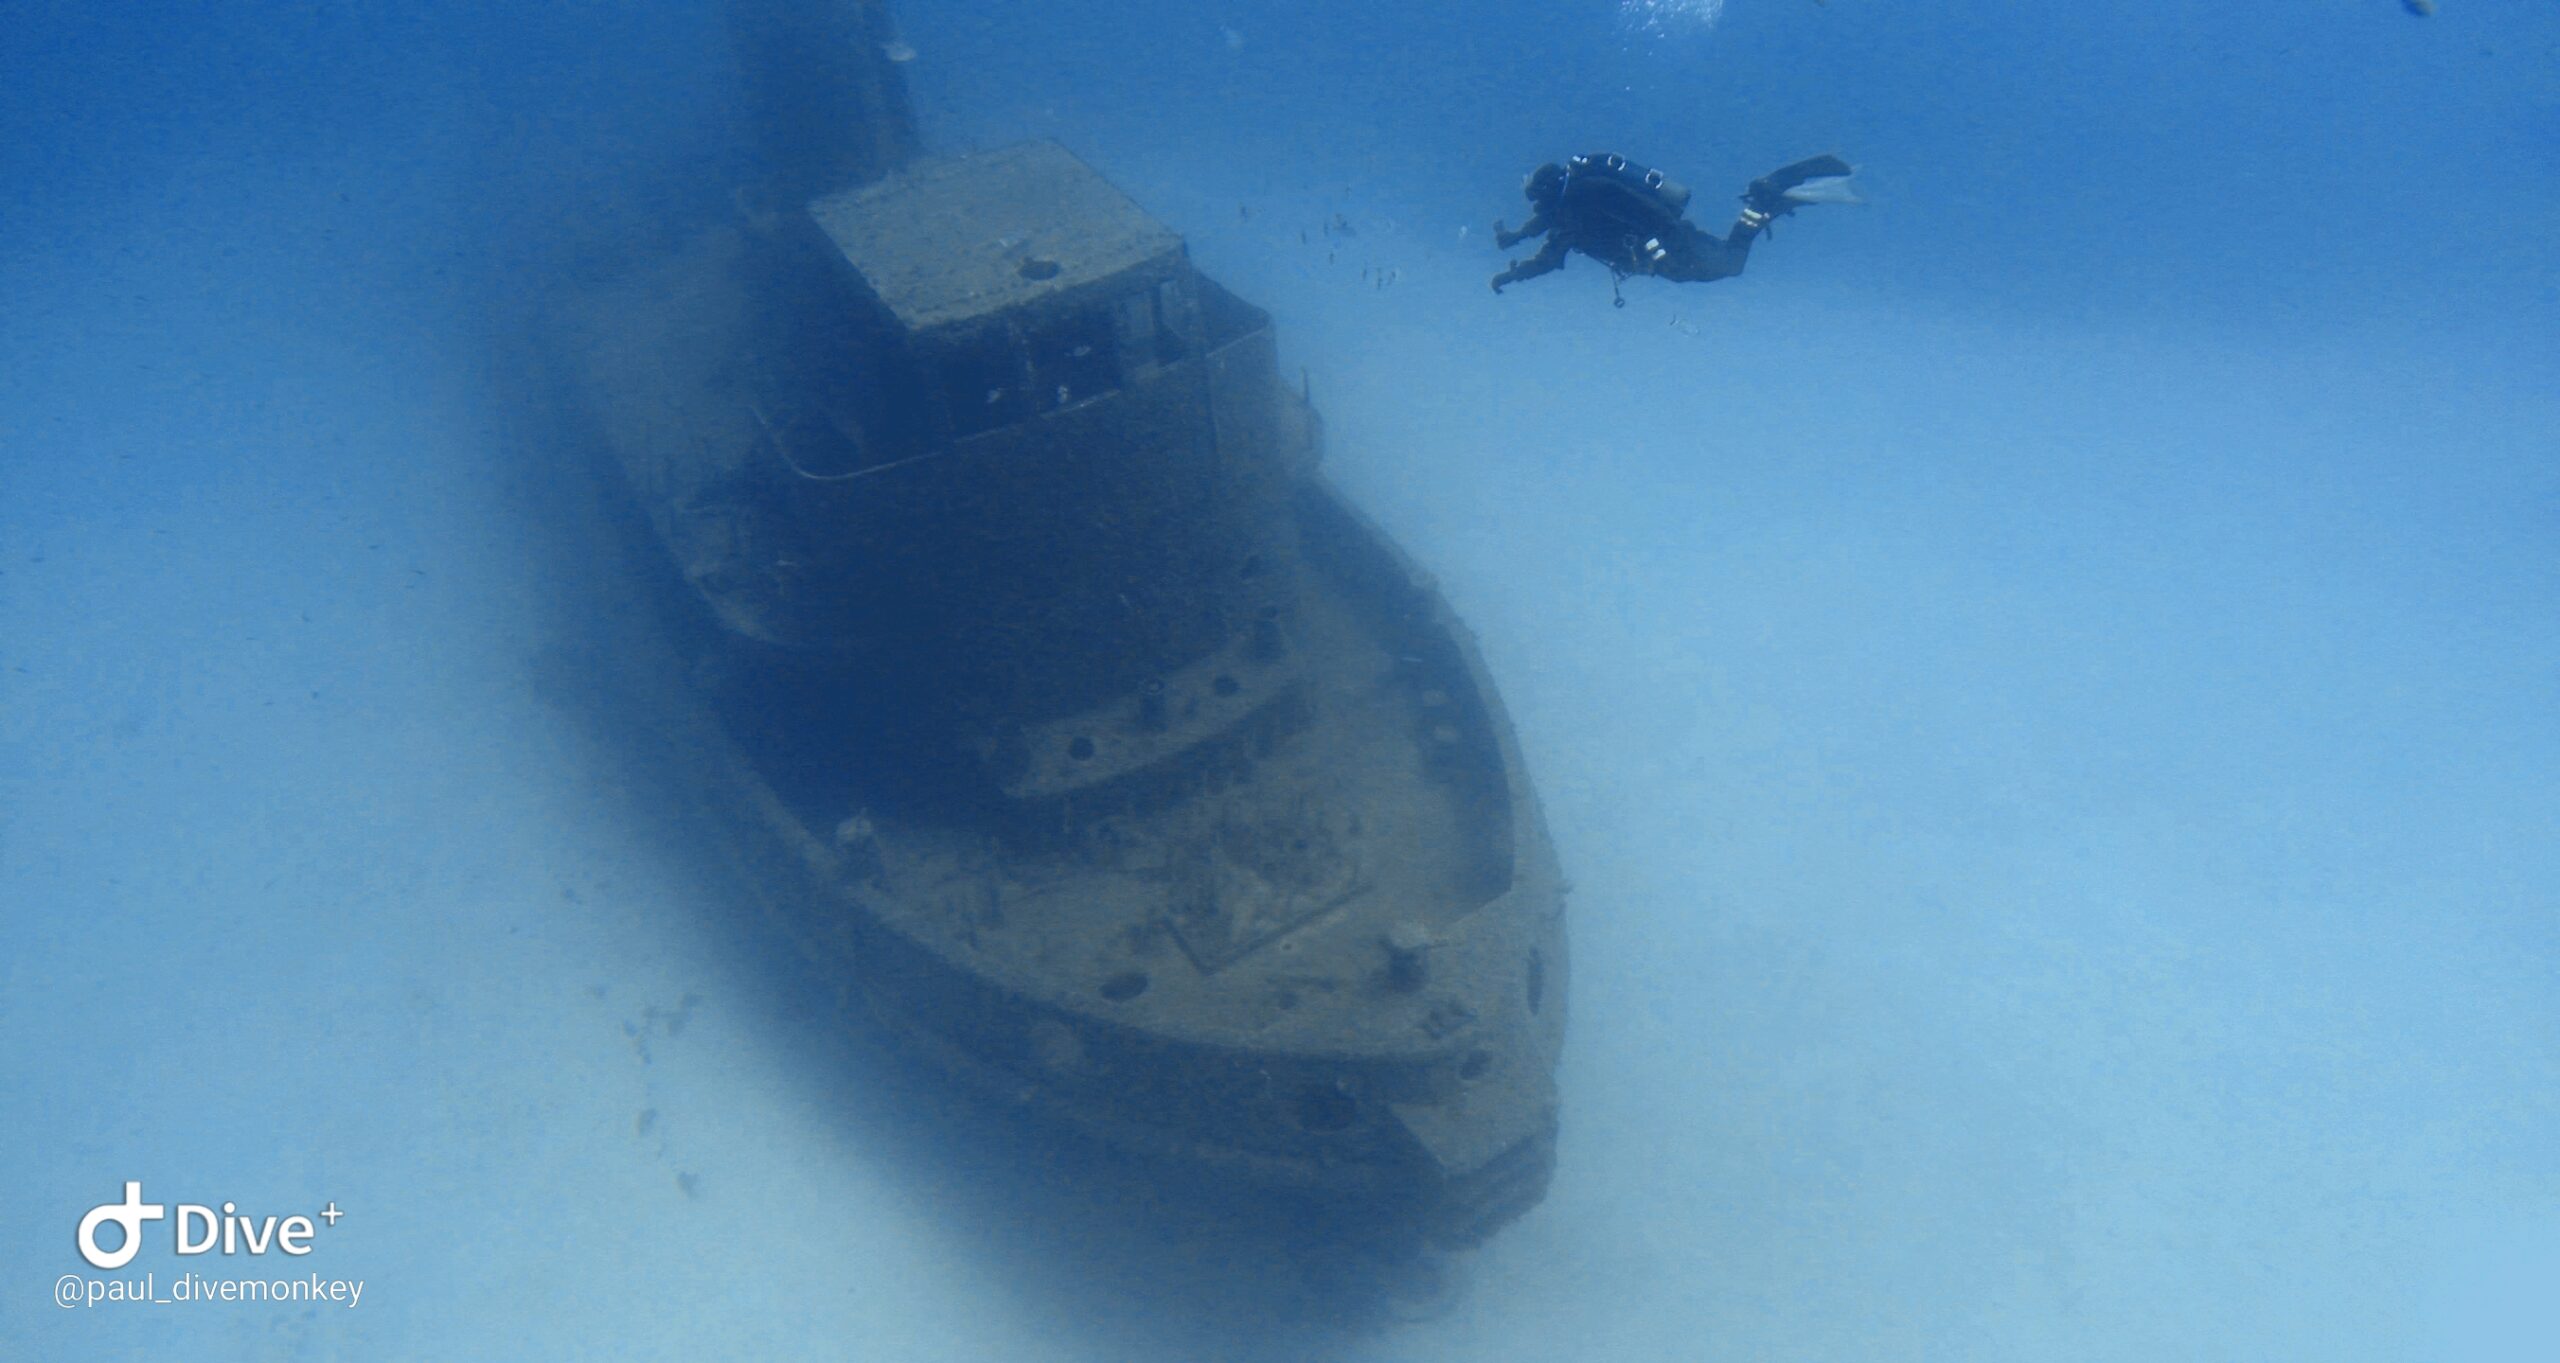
[1745,154,1856,216]
[1780,174,1860,207]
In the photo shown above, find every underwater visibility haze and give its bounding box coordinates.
[2,1,2554,1360]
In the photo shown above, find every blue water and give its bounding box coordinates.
[4,2,2553,1359]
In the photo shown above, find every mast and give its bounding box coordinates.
[723,0,922,203]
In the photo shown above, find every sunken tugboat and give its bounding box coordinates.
[561,141,1566,1250]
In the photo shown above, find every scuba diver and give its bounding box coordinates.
[1490,151,1856,302]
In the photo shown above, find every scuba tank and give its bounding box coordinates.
[1565,152,1691,222]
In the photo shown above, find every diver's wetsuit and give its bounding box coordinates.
[1491,151,1847,297]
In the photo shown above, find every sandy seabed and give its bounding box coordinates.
[2,160,2552,1363]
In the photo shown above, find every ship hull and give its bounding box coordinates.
[672,475,1568,1247]
[550,144,1567,1251]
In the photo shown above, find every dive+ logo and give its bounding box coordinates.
[75,1182,342,1270]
